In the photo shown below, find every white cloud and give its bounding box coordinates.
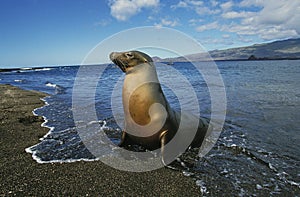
[155,18,180,28]
[259,28,297,40]
[222,0,300,40]
[195,6,221,15]
[199,36,234,47]
[237,35,253,43]
[220,1,234,11]
[222,34,230,39]
[256,1,299,28]
[223,22,298,41]
[188,0,204,6]
[171,1,188,9]
[196,21,219,32]
[109,0,159,21]
[222,11,256,19]
[188,18,204,26]
[171,0,203,9]
[210,0,219,7]
[162,19,179,27]
[171,0,220,15]
[239,0,264,7]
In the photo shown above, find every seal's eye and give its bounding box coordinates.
[125,52,134,59]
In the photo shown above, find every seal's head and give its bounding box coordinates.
[110,51,153,73]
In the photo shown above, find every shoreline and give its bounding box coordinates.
[0,84,201,196]
[1,58,300,72]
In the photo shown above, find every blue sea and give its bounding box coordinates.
[1,60,299,196]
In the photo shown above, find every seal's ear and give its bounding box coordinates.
[144,58,148,63]
[125,52,134,59]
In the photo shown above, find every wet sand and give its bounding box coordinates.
[0,84,201,196]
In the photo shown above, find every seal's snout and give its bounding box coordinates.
[110,52,127,73]
[109,52,116,61]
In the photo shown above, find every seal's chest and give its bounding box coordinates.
[127,83,158,125]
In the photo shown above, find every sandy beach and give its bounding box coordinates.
[0,84,201,196]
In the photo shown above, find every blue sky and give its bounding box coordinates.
[0,0,299,67]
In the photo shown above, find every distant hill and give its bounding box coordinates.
[156,38,300,62]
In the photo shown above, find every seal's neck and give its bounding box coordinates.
[123,62,161,103]
[125,62,153,74]
[125,62,159,82]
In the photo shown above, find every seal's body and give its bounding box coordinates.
[110,51,209,164]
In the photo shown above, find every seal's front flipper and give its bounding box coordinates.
[159,130,169,166]
[160,131,179,170]
[119,131,130,147]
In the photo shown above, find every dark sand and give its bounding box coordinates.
[0,84,201,196]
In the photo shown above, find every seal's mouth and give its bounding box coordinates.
[112,58,127,73]
[110,52,127,73]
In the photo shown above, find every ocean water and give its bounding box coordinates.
[1,60,299,196]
